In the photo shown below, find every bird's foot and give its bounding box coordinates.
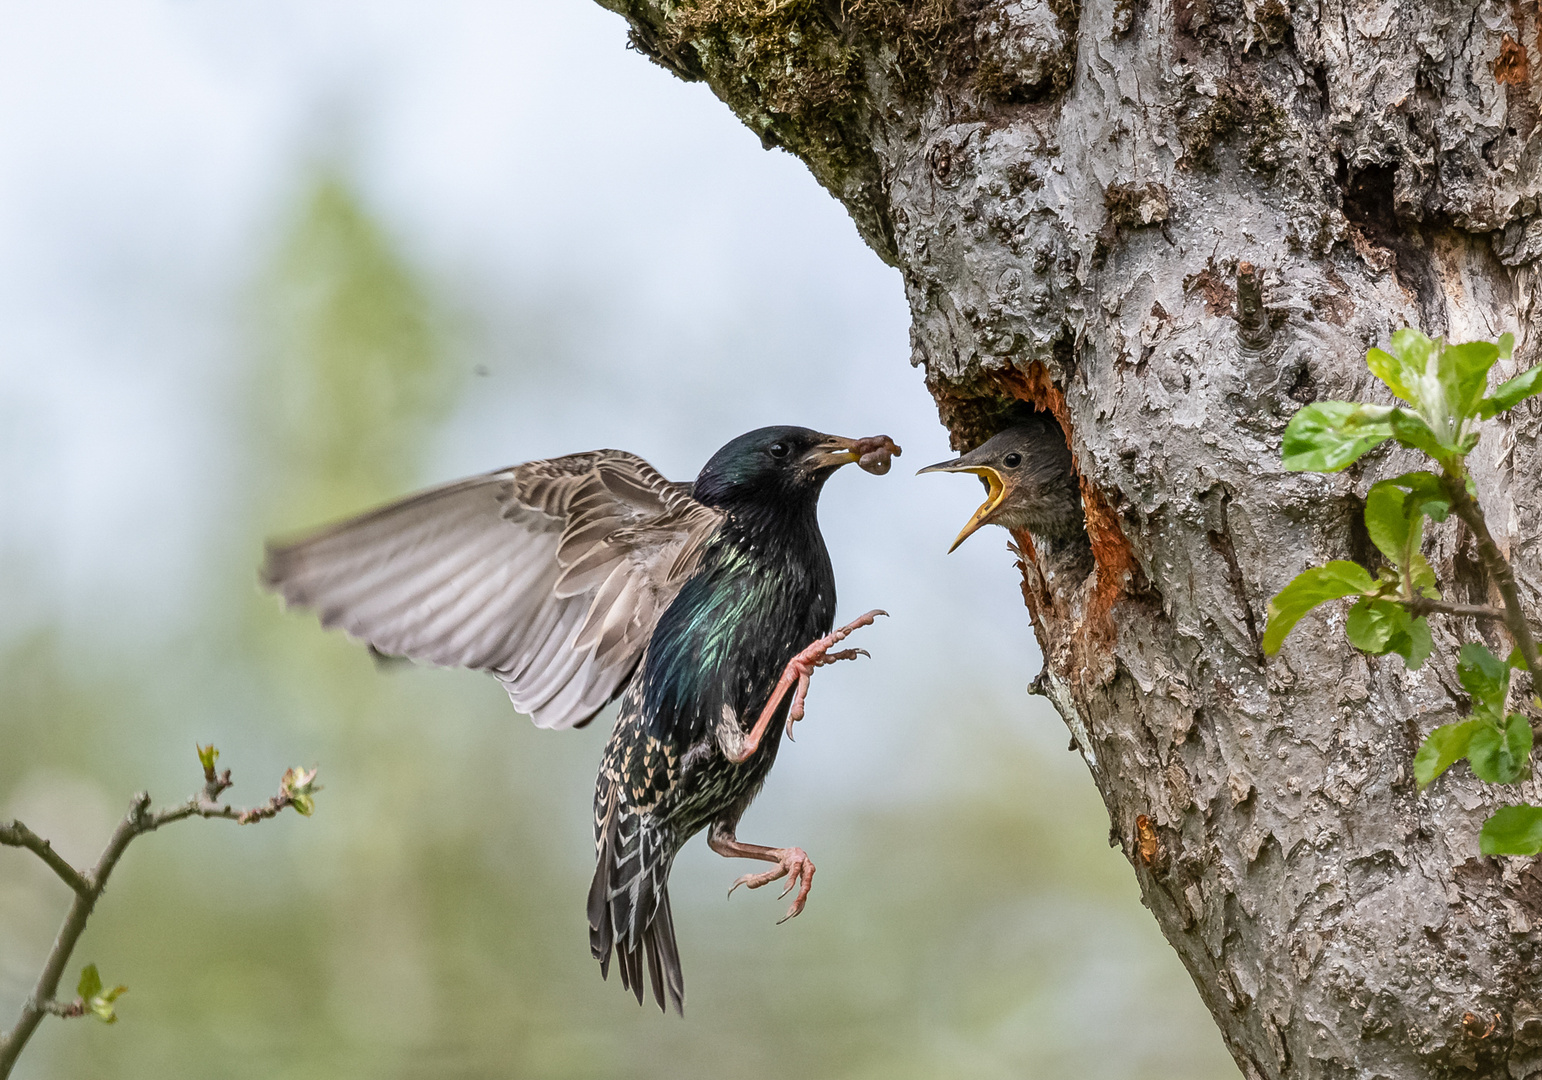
[727,846,816,923]
[782,609,886,739]
[723,610,886,764]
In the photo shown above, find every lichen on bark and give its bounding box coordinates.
[590,0,1542,1075]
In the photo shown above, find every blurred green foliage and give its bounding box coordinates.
[254,170,458,525]
[0,169,1237,1080]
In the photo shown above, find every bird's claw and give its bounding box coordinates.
[815,647,868,666]
[726,847,815,923]
[737,611,887,759]
[781,612,885,739]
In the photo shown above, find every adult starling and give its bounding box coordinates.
[261,426,900,1014]
[918,413,1085,554]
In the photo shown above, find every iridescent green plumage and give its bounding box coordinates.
[590,427,844,1013]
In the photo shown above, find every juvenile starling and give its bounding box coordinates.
[918,413,1085,554]
[261,426,899,1014]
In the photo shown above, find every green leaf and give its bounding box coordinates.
[1414,719,1481,787]
[1479,363,1542,418]
[1388,470,1451,522]
[73,963,127,1023]
[1469,713,1532,784]
[1344,599,1431,668]
[1367,346,1420,404]
[1388,408,1452,460]
[1282,402,1394,472]
[1480,804,1542,856]
[1345,598,1403,653]
[1367,475,1447,607]
[1388,328,1437,384]
[88,985,127,1025]
[1363,482,1414,566]
[1457,642,1511,719]
[1370,568,1404,600]
[196,743,219,775]
[1263,561,1375,654]
[1438,340,1501,421]
[1409,554,1439,595]
[1396,614,1434,670]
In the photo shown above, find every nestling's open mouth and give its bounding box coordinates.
[917,458,1006,552]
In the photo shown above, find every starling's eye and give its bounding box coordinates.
[1003,452,1023,468]
[768,442,790,459]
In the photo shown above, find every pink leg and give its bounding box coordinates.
[723,609,886,765]
[708,821,816,923]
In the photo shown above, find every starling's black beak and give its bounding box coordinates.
[804,434,902,475]
[918,452,1008,553]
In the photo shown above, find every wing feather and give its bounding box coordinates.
[262,450,723,730]
[336,526,537,640]
[574,563,639,652]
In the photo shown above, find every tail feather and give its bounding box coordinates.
[587,803,616,982]
[651,889,684,1007]
[644,910,666,1008]
[589,795,685,1014]
[622,932,645,1005]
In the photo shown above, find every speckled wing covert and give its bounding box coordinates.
[261,450,725,730]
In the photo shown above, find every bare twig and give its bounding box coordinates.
[0,749,317,1079]
[1443,472,1542,675]
[0,821,90,896]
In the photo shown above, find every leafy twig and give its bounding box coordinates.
[0,746,318,1079]
[0,821,90,895]
[1443,473,1541,675]
[1265,327,1542,854]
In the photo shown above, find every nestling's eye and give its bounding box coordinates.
[768,442,790,459]
[1003,452,1022,468]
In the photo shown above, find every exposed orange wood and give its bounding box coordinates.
[963,361,1137,691]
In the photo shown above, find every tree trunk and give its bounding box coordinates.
[591,0,1542,1074]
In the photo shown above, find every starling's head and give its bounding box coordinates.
[918,415,1082,552]
[694,426,901,509]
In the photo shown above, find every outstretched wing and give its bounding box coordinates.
[261,450,723,730]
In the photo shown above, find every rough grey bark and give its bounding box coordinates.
[591,0,1542,1075]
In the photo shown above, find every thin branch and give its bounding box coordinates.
[0,821,91,896]
[0,754,316,1080]
[0,794,150,1080]
[1443,472,1542,675]
[1401,598,1510,621]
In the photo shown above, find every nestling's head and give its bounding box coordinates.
[694,426,901,509]
[919,413,1083,552]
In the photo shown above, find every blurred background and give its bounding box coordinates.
[0,3,1239,1077]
